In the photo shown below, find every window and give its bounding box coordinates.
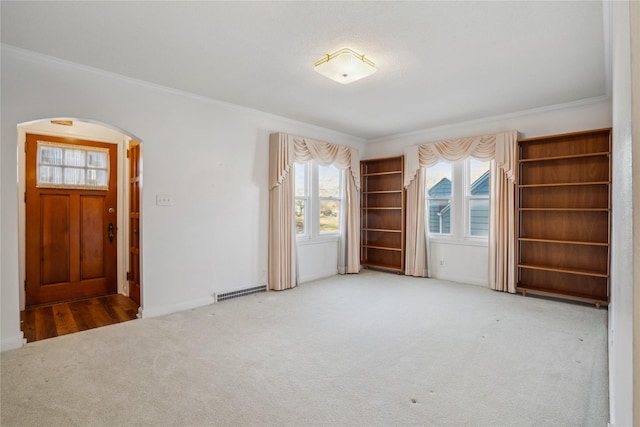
[318,165,341,234]
[294,161,342,239]
[467,158,490,237]
[425,158,490,240]
[295,162,308,235]
[37,141,109,190]
[426,162,452,235]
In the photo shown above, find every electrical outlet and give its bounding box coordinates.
[156,194,173,206]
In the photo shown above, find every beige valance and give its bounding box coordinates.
[404,132,513,188]
[270,133,360,191]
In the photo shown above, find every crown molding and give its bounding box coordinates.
[366,95,611,145]
[1,44,367,147]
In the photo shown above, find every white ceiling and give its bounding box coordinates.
[1,1,608,141]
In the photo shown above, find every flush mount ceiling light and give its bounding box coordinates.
[314,47,376,84]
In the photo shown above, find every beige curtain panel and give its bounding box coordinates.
[403,131,518,293]
[269,134,297,291]
[404,134,497,188]
[404,168,428,277]
[268,133,361,291]
[488,132,518,293]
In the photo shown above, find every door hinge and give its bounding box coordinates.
[24,192,26,203]
[25,140,27,152]
[24,279,27,290]
[126,271,132,280]
[126,149,130,158]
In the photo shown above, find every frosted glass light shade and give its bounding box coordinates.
[314,48,376,84]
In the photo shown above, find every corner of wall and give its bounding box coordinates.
[609,1,634,426]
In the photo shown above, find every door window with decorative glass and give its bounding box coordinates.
[37,141,110,190]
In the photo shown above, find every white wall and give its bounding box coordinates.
[297,240,339,284]
[608,1,635,425]
[0,46,365,350]
[428,240,487,286]
[363,96,612,285]
[631,1,640,423]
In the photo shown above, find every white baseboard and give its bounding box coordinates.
[1,333,26,352]
[140,296,216,318]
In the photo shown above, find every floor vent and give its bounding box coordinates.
[216,285,267,302]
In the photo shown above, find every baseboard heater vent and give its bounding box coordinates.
[216,285,267,302]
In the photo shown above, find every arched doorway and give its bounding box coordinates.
[17,118,143,341]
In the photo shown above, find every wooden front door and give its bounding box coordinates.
[25,134,118,306]
[128,141,141,305]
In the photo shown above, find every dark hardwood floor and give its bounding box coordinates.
[21,294,139,343]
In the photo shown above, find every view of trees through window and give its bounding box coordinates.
[295,163,307,235]
[295,162,341,237]
[318,165,340,234]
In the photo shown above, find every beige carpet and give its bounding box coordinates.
[1,271,608,426]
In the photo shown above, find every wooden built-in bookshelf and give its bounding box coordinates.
[516,128,611,307]
[360,156,405,272]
